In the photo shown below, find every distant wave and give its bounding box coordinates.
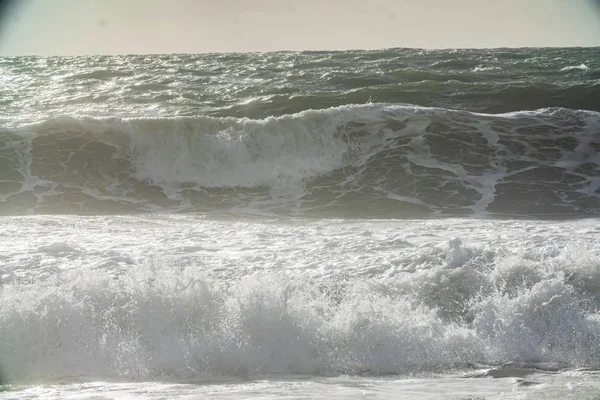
[217,81,600,119]
[560,63,589,72]
[2,48,600,124]
[1,104,599,217]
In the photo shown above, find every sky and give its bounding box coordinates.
[0,0,599,55]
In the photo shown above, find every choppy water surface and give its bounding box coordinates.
[1,48,600,399]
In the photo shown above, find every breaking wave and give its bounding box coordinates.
[1,230,600,381]
[1,104,599,217]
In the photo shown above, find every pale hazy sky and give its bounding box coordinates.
[1,0,600,55]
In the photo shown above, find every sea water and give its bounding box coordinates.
[2,48,600,399]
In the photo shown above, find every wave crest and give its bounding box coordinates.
[1,104,599,217]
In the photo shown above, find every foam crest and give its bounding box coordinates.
[560,64,589,71]
[2,232,600,382]
[1,105,600,217]
[0,267,477,381]
[126,108,365,189]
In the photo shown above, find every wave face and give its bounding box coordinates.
[1,104,599,217]
[1,48,600,217]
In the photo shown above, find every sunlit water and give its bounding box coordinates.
[2,48,600,398]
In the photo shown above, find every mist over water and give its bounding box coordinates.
[2,47,600,398]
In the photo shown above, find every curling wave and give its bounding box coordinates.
[1,104,599,217]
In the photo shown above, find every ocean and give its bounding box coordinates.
[1,48,600,399]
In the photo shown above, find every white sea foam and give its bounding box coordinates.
[560,64,589,71]
[1,216,599,383]
[472,65,502,72]
[126,108,365,189]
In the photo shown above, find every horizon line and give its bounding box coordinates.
[1,45,599,57]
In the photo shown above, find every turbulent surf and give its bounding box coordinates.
[2,105,600,217]
[2,48,600,398]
